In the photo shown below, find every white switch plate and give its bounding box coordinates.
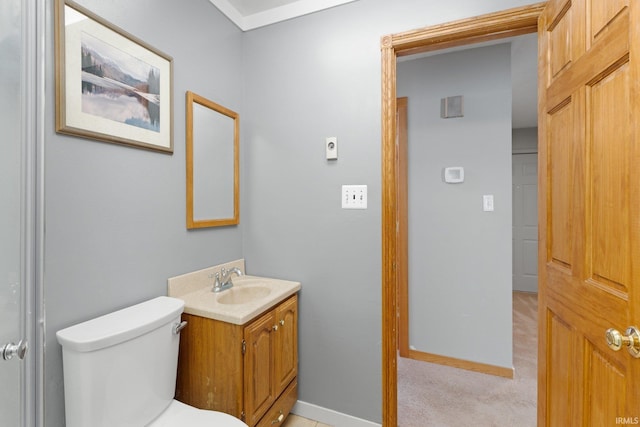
[483,194,494,212]
[326,137,338,160]
[342,185,367,209]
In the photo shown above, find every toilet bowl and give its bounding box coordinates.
[148,400,246,426]
[56,296,248,427]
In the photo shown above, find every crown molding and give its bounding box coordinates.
[209,0,358,31]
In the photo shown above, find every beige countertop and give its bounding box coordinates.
[169,274,301,325]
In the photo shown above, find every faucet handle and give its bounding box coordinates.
[210,272,221,292]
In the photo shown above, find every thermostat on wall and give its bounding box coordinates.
[443,167,464,183]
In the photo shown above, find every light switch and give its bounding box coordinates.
[483,195,494,212]
[342,185,367,209]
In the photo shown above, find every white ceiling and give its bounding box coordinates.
[208,0,358,31]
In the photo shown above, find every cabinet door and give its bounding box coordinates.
[244,310,276,426]
[274,295,298,395]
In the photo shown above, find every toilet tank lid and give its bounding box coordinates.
[56,296,185,353]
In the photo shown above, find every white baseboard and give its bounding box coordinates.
[291,401,381,427]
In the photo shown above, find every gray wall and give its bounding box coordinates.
[513,127,538,153]
[241,0,533,422]
[397,44,513,368]
[43,0,243,425]
[41,0,540,425]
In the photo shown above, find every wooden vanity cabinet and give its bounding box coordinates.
[176,294,298,427]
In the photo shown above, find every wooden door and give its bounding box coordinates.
[244,310,276,426]
[513,153,538,293]
[538,0,640,424]
[274,295,298,396]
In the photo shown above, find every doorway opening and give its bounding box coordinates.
[380,3,545,425]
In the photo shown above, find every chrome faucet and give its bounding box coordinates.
[211,267,243,293]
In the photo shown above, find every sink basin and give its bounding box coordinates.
[170,273,301,325]
[217,285,271,305]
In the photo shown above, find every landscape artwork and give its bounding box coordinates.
[81,32,160,132]
[56,0,173,153]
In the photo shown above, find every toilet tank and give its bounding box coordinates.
[56,296,185,427]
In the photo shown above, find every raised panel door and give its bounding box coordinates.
[274,295,297,396]
[538,0,640,423]
[244,310,276,426]
[513,153,538,292]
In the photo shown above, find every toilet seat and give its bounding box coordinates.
[147,400,248,427]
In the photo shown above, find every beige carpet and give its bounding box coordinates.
[398,291,538,427]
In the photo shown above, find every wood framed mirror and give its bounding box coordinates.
[186,91,239,228]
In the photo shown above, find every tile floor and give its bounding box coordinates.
[282,414,332,427]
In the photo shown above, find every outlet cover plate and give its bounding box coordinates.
[326,137,338,160]
[342,185,367,209]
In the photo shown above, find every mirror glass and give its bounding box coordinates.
[186,91,239,228]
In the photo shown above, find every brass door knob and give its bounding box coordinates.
[605,326,640,358]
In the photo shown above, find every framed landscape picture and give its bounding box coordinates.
[55,0,173,153]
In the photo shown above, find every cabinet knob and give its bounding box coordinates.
[272,324,278,331]
[271,410,284,424]
[280,319,285,326]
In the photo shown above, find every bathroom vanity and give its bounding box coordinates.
[168,263,300,427]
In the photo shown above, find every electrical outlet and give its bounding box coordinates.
[342,185,367,209]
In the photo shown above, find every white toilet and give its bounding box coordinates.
[56,296,248,427]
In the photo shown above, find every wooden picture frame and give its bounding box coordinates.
[55,0,173,153]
